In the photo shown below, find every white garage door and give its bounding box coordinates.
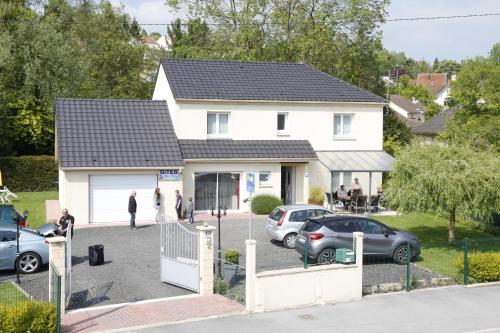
[89,174,157,223]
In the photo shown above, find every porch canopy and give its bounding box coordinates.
[316,150,395,209]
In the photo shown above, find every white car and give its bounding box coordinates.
[266,205,334,248]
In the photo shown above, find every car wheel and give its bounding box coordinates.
[317,248,336,264]
[283,233,298,249]
[393,245,410,265]
[18,252,42,274]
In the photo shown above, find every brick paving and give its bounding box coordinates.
[61,294,245,333]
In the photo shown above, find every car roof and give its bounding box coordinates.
[277,205,330,211]
[310,214,375,222]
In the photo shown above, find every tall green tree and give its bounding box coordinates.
[391,75,442,119]
[385,142,500,242]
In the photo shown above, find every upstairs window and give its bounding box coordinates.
[333,114,353,137]
[207,113,229,136]
[277,113,288,135]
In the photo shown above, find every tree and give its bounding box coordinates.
[443,43,500,151]
[384,142,500,242]
[382,107,412,156]
[433,59,461,74]
[392,75,442,119]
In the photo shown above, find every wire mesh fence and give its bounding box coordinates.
[255,241,305,272]
[0,272,50,306]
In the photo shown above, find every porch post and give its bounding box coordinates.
[368,171,372,213]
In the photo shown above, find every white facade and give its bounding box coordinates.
[434,86,450,106]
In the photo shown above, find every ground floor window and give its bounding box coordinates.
[194,173,240,210]
[331,171,352,192]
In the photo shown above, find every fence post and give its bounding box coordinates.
[47,236,66,318]
[353,232,364,299]
[406,242,411,292]
[464,239,469,285]
[56,274,61,333]
[197,225,216,295]
[245,239,257,313]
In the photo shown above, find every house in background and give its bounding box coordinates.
[388,94,425,130]
[141,35,172,52]
[414,73,455,106]
[413,109,454,143]
[57,59,394,225]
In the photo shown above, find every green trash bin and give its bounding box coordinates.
[336,248,355,264]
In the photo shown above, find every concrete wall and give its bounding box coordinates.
[246,233,364,312]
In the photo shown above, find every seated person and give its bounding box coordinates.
[337,185,350,208]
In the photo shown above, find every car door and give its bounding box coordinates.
[0,230,18,269]
[326,219,357,249]
[357,219,392,255]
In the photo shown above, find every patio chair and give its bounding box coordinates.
[350,195,367,214]
[0,186,17,204]
[367,195,381,213]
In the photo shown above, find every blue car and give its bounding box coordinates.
[0,205,28,227]
[0,226,49,274]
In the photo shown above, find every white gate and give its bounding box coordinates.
[160,215,199,292]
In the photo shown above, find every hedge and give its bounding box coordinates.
[456,252,500,283]
[0,156,58,192]
[0,301,57,333]
[251,194,283,215]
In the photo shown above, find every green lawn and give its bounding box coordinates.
[10,191,58,229]
[373,213,500,281]
[0,282,28,306]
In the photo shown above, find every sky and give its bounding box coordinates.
[112,0,500,62]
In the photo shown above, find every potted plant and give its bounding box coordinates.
[308,185,325,206]
[223,248,240,283]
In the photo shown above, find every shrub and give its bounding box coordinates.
[456,252,500,283]
[213,278,229,295]
[308,185,325,205]
[0,156,57,192]
[251,194,282,214]
[0,301,57,333]
[223,248,241,265]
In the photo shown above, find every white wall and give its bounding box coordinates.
[435,86,450,106]
[60,169,179,225]
[153,64,384,152]
[389,101,409,118]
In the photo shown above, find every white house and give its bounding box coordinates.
[414,73,455,107]
[56,59,394,225]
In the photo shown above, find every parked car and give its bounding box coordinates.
[294,215,420,264]
[0,225,49,274]
[266,205,334,249]
[0,204,28,227]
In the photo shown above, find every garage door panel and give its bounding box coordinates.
[90,175,157,223]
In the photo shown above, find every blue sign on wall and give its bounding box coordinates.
[246,172,255,193]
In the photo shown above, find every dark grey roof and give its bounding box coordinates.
[413,109,454,136]
[56,99,183,168]
[178,140,317,160]
[393,111,423,130]
[160,59,386,103]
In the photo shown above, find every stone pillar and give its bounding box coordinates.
[353,232,364,299]
[197,225,216,295]
[47,236,66,317]
[245,239,257,312]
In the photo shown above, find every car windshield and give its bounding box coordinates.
[302,219,322,232]
[269,208,285,221]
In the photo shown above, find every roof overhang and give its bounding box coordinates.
[316,150,395,172]
[183,158,316,163]
[60,166,184,171]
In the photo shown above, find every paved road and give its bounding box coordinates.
[129,285,500,333]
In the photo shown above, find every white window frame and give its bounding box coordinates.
[333,113,354,139]
[259,171,272,187]
[207,112,230,138]
[277,112,289,136]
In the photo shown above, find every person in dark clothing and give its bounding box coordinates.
[128,191,137,230]
[175,190,183,221]
[58,208,74,238]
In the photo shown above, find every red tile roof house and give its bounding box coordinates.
[414,73,454,106]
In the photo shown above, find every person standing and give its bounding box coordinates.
[175,190,183,221]
[58,208,74,238]
[128,191,137,230]
[351,178,363,195]
[153,188,161,223]
[187,197,194,224]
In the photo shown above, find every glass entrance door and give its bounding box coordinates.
[194,173,240,210]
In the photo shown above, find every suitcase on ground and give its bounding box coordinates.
[89,244,104,266]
